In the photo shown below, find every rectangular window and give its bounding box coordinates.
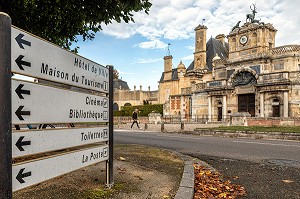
[274,63,284,70]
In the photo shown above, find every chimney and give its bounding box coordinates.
[164,55,173,72]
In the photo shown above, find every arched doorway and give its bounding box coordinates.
[272,98,280,117]
[113,103,119,111]
[238,94,255,117]
[217,101,223,121]
[231,70,257,117]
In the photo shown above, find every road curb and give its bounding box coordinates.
[170,151,217,199]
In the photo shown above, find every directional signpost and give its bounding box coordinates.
[12,79,109,124]
[0,13,113,198]
[13,145,108,191]
[11,27,109,93]
[12,127,109,158]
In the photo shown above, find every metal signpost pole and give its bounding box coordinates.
[0,12,12,199]
[106,65,114,187]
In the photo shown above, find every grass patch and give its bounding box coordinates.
[84,182,136,199]
[196,126,300,133]
[114,144,183,176]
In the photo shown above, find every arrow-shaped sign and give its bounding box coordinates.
[15,136,31,151]
[15,55,31,70]
[15,84,30,99]
[15,33,31,49]
[16,168,31,184]
[15,106,30,120]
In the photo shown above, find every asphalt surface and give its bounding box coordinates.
[115,130,300,199]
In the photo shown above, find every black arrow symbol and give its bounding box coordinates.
[15,106,30,120]
[15,33,31,49]
[16,136,31,151]
[15,84,30,99]
[15,55,31,71]
[16,168,31,184]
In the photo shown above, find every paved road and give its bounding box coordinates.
[115,129,300,199]
[115,130,300,167]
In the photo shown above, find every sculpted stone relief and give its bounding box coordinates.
[232,71,257,86]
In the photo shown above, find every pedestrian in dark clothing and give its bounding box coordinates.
[131,109,141,129]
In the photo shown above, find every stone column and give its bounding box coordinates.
[283,91,288,117]
[260,92,264,117]
[222,95,227,120]
[208,96,212,122]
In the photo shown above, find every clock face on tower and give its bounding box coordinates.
[239,35,248,45]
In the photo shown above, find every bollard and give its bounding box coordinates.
[144,123,148,130]
[180,122,184,131]
[161,123,164,131]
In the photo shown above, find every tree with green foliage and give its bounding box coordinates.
[0,0,152,52]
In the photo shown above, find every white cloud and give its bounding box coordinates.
[186,45,194,50]
[134,58,161,64]
[100,0,300,48]
[118,70,135,75]
[135,39,168,49]
[181,55,194,61]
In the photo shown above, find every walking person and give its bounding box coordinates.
[131,109,141,130]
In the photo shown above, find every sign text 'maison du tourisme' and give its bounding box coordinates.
[11,27,109,93]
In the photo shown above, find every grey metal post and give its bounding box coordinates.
[0,12,12,199]
[106,65,114,188]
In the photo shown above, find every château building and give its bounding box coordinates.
[113,74,159,111]
[158,7,300,121]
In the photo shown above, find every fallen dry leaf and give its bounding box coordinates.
[119,156,126,161]
[194,164,246,199]
[282,179,294,183]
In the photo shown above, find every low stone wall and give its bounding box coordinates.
[115,123,224,132]
[247,117,300,126]
[114,122,300,141]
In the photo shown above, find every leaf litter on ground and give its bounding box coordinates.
[194,164,246,199]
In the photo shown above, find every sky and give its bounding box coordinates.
[74,0,300,91]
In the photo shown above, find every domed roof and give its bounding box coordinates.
[177,61,186,69]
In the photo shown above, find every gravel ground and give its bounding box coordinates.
[189,154,300,199]
[13,145,184,199]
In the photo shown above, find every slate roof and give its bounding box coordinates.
[160,38,228,83]
[187,37,229,72]
[114,78,130,90]
[159,68,179,83]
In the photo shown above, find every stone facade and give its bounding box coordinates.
[158,9,300,121]
[113,79,159,110]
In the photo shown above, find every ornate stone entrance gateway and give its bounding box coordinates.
[158,4,300,121]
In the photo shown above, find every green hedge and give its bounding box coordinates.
[114,104,163,117]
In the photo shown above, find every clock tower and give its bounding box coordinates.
[227,22,277,61]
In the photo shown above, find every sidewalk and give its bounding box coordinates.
[115,123,300,141]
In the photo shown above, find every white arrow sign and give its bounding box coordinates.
[12,79,109,124]
[12,127,109,158]
[13,145,108,191]
[11,26,109,93]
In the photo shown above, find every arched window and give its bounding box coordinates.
[113,103,119,111]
